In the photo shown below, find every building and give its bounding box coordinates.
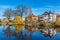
[25,13,38,21]
[2,18,9,25]
[55,14,60,26]
[39,11,57,22]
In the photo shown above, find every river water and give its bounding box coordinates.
[0,25,60,40]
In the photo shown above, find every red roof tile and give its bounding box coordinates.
[57,14,60,17]
[28,14,37,17]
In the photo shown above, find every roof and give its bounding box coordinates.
[27,13,37,17]
[57,14,60,17]
[43,11,55,15]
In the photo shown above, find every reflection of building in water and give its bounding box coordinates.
[14,25,25,33]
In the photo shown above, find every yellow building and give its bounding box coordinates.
[55,15,60,26]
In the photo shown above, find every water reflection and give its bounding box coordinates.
[3,25,25,40]
[1,25,60,40]
[14,24,25,40]
[3,26,13,37]
[14,24,24,33]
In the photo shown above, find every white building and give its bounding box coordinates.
[39,11,57,22]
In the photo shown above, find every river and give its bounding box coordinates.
[0,25,60,40]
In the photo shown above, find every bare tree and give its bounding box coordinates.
[3,8,13,20]
[13,5,32,17]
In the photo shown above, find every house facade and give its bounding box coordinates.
[39,11,57,22]
[25,13,38,21]
[2,18,9,25]
[55,14,60,25]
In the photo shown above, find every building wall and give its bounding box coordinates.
[49,14,56,22]
[52,14,56,22]
[40,13,57,22]
[32,17,38,21]
[55,16,60,25]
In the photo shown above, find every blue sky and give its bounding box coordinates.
[0,0,60,18]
